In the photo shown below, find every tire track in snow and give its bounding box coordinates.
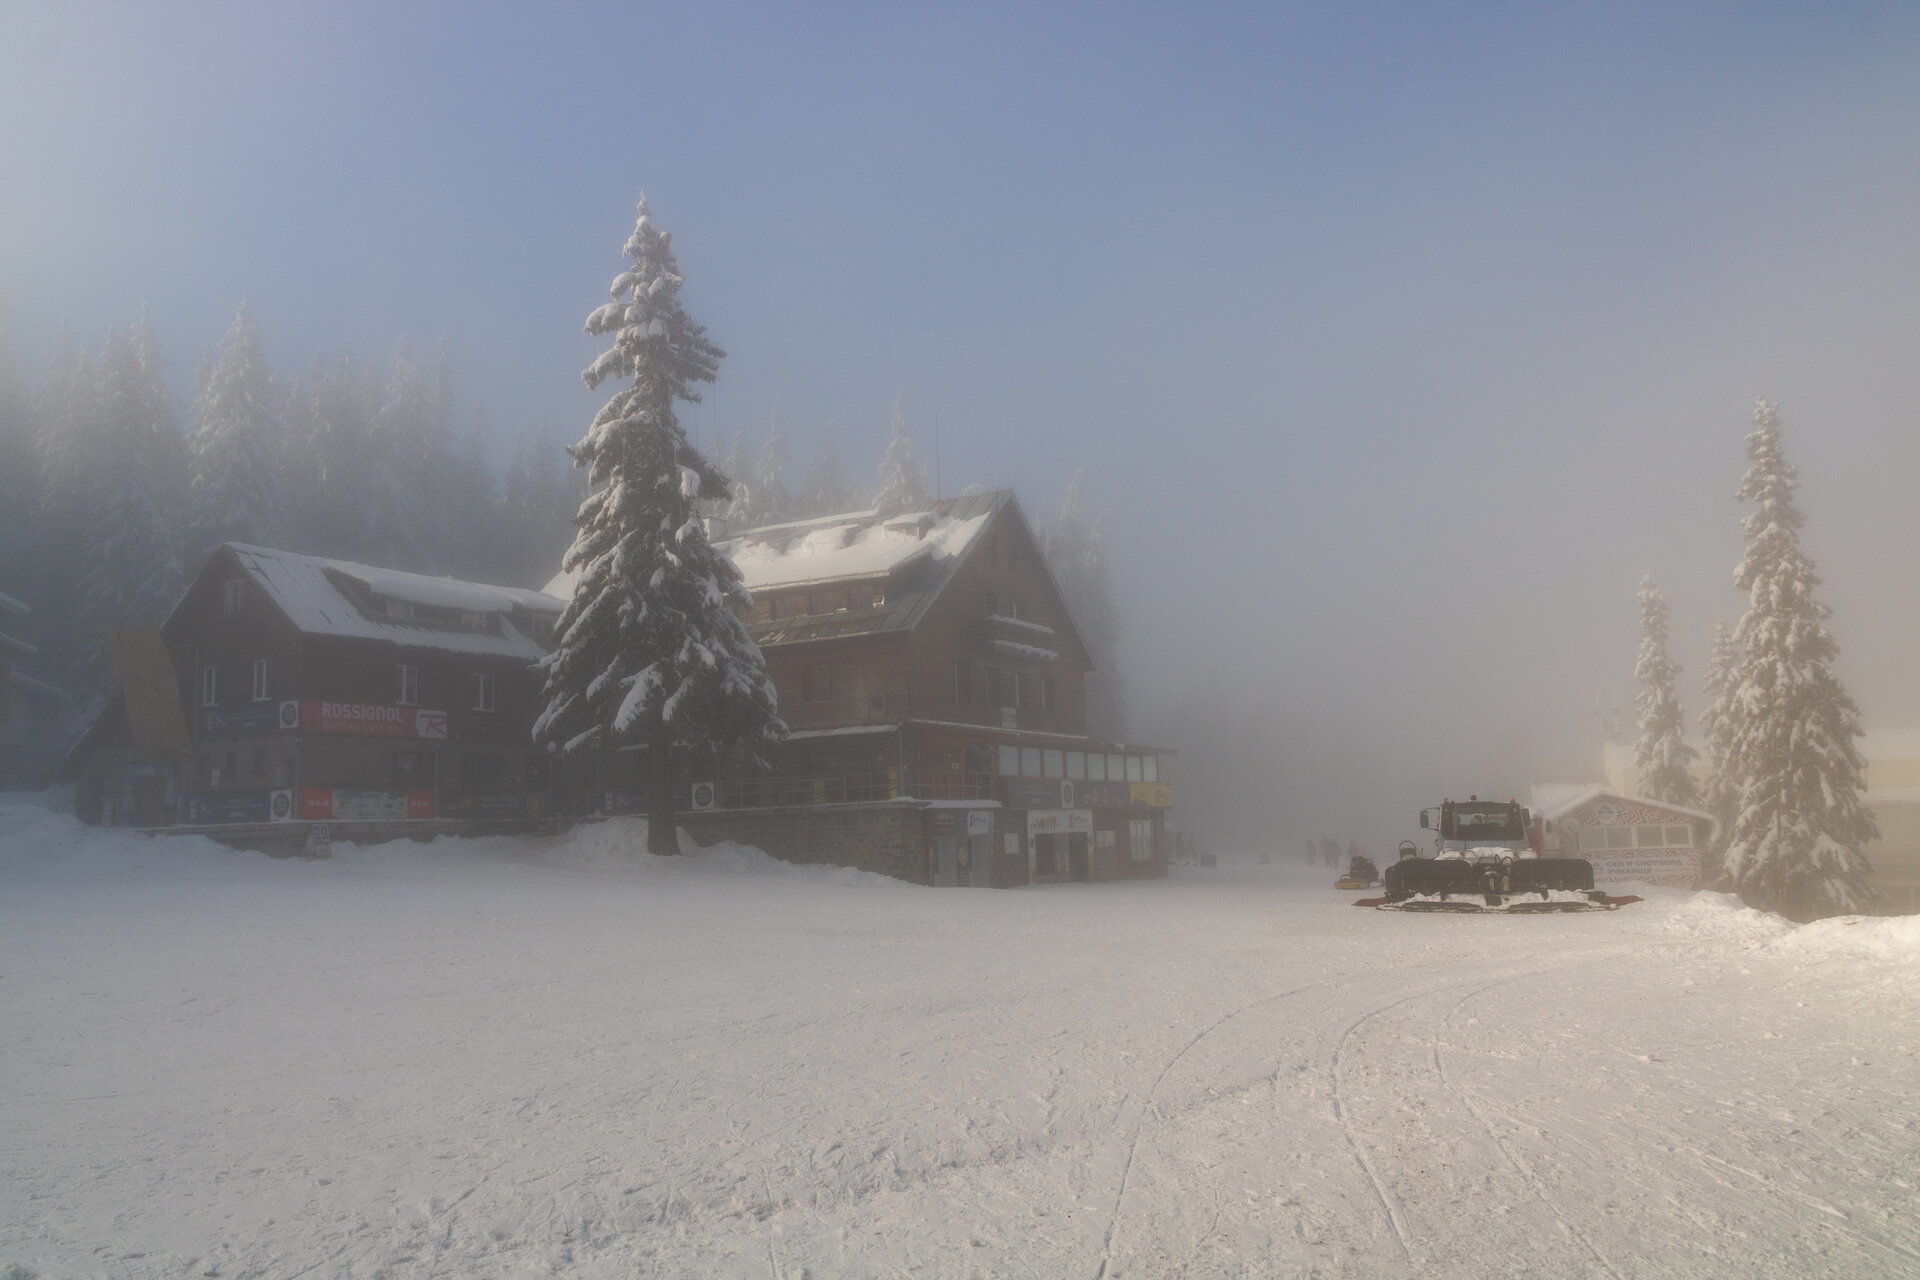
[1091,979,1323,1280]
[1327,982,1455,1268]
[1432,973,1624,1280]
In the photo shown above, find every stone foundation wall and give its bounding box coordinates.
[679,802,930,885]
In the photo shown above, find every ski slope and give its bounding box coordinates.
[3,801,1917,1279]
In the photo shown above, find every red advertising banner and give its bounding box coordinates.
[299,701,448,739]
[299,789,436,821]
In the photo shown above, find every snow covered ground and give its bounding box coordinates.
[3,800,1917,1279]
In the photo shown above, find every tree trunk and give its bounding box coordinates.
[647,717,677,856]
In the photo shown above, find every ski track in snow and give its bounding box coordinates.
[4,809,1920,1278]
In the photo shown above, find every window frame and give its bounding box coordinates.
[473,671,496,712]
[251,657,271,702]
[201,663,218,708]
[397,663,420,707]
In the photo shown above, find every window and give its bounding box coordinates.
[965,744,991,774]
[1129,818,1154,862]
[460,610,487,632]
[1066,751,1086,779]
[201,664,218,707]
[1126,755,1143,782]
[1107,753,1124,780]
[1043,749,1064,778]
[1038,675,1052,713]
[474,672,496,712]
[1665,824,1693,846]
[754,598,772,622]
[952,659,971,704]
[803,663,834,702]
[385,596,415,621]
[1021,747,1042,776]
[1087,753,1106,781]
[1578,826,1607,852]
[1010,598,1025,621]
[1634,824,1666,848]
[251,658,272,702]
[530,613,559,643]
[984,666,1002,706]
[793,595,811,617]
[397,664,420,706]
[1604,825,1634,849]
[222,578,247,615]
[391,749,435,790]
[1013,671,1028,710]
[998,744,1020,776]
[870,584,885,609]
[1143,755,1158,783]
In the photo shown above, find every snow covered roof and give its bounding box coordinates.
[214,544,563,661]
[1532,785,1717,830]
[539,505,989,601]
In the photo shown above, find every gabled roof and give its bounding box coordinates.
[1532,784,1718,832]
[199,544,563,661]
[538,490,1096,661]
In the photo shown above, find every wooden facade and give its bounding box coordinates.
[71,544,561,836]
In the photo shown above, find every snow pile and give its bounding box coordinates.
[1772,910,1920,964]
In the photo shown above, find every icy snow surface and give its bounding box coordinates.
[3,800,1918,1279]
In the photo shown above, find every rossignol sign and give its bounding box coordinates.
[299,700,448,739]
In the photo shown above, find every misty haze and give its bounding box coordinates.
[3,5,1917,1278]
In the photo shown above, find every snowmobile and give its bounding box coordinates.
[1358,797,1635,913]
[1334,854,1380,890]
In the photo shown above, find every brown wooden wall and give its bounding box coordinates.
[910,506,1088,735]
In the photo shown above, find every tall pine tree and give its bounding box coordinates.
[1630,572,1700,807]
[798,420,854,517]
[535,196,784,855]
[749,407,793,526]
[188,303,283,553]
[873,397,931,513]
[1719,399,1878,920]
[1695,620,1741,879]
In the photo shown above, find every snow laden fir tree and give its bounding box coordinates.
[1717,399,1877,920]
[1695,619,1741,875]
[1630,572,1699,809]
[535,197,784,855]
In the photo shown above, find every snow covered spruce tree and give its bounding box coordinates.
[749,408,793,526]
[536,196,784,855]
[1631,572,1700,808]
[1696,619,1741,877]
[189,303,283,551]
[1719,399,1878,920]
[873,397,931,513]
[798,421,854,518]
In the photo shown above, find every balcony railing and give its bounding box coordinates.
[716,768,993,810]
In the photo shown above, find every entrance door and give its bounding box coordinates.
[1068,832,1090,881]
[936,834,961,887]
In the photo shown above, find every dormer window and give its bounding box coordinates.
[223,578,247,616]
[385,597,415,621]
[460,610,487,633]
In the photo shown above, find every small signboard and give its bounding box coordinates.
[298,788,435,821]
[965,809,993,836]
[1027,808,1093,836]
[302,822,332,858]
[186,791,272,825]
[299,701,448,740]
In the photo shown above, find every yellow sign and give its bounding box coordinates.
[1128,782,1175,808]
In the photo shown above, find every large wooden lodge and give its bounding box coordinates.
[71,491,1174,885]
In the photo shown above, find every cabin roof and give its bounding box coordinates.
[200,544,563,660]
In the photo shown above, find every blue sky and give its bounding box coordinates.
[7,2,1919,845]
